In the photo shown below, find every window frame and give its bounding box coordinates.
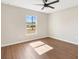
[25,16,37,35]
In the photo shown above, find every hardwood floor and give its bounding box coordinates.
[1,37,78,59]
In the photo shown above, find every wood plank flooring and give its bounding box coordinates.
[1,37,78,59]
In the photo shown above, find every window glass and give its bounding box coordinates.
[25,16,37,33]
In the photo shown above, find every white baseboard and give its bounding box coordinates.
[49,36,78,45]
[1,36,78,47]
[1,36,47,47]
[1,40,30,47]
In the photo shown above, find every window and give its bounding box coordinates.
[25,16,37,34]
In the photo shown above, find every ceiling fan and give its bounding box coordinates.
[35,0,59,10]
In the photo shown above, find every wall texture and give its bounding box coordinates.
[1,3,78,47]
[48,7,78,44]
[1,4,48,47]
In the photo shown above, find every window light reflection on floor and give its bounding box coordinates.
[29,41,53,55]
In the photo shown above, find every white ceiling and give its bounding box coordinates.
[1,0,78,14]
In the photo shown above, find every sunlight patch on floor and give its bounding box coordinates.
[34,44,53,55]
[30,41,45,48]
[29,41,53,55]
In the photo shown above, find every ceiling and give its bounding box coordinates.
[1,0,78,14]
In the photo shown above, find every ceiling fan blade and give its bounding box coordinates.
[48,6,55,9]
[41,7,45,10]
[45,0,48,2]
[47,0,59,5]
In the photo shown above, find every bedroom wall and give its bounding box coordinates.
[1,3,78,47]
[48,7,78,45]
[1,4,48,47]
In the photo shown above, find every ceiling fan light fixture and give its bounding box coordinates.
[34,0,59,10]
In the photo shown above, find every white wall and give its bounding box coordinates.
[1,3,78,47]
[48,7,78,45]
[1,4,48,47]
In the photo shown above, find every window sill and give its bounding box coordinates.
[25,32,37,36]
